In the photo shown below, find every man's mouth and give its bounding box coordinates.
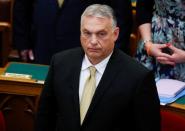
[88,48,99,52]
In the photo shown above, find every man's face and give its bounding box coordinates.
[80,16,119,64]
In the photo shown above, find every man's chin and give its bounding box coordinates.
[87,53,100,59]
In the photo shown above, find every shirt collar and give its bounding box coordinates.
[81,52,113,74]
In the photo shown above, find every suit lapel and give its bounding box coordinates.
[82,49,123,125]
[71,49,84,125]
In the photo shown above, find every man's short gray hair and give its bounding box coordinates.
[81,4,117,29]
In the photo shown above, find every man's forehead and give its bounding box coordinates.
[81,16,112,30]
[83,15,110,23]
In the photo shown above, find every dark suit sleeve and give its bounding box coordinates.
[12,0,34,50]
[35,56,57,131]
[136,0,154,26]
[133,71,161,131]
[110,0,133,54]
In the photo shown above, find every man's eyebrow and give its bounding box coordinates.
[82,29,89,31]
[82,28,106,33]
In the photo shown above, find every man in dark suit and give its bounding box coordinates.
[12,0,132,64]
[36,4,160,131]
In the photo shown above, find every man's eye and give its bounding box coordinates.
[98,32,106,38]
[83,32,91,37]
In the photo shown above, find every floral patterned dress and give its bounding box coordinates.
[135,0,185,82]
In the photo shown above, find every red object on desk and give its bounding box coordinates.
[161,110,185,131]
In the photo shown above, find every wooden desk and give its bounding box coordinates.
[0,67,5,74]
[0,66,43,131]
[161,101,185,118]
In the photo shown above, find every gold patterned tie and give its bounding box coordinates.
[58,0,64,7]
[80,66,96,124]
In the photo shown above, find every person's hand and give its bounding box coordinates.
[145,42,175,65]
[19,49,34,62]
[159,44,185,64]
[156,44,185,65]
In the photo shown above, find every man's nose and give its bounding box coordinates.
[90,34,98,45]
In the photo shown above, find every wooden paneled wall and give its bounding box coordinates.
[0,0,14,67]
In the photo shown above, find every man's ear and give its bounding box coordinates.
[113,27,119,41]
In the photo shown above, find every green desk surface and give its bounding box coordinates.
[4,62,49,81]
[175,96,185,105]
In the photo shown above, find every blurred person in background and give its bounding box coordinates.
[135,0,185,82]
[13,0,133,64]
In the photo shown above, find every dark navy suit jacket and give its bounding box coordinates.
[36,47,160,131]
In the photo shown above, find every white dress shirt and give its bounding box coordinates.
[79,53,112,102]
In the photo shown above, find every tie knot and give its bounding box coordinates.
[89,66,96,76]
